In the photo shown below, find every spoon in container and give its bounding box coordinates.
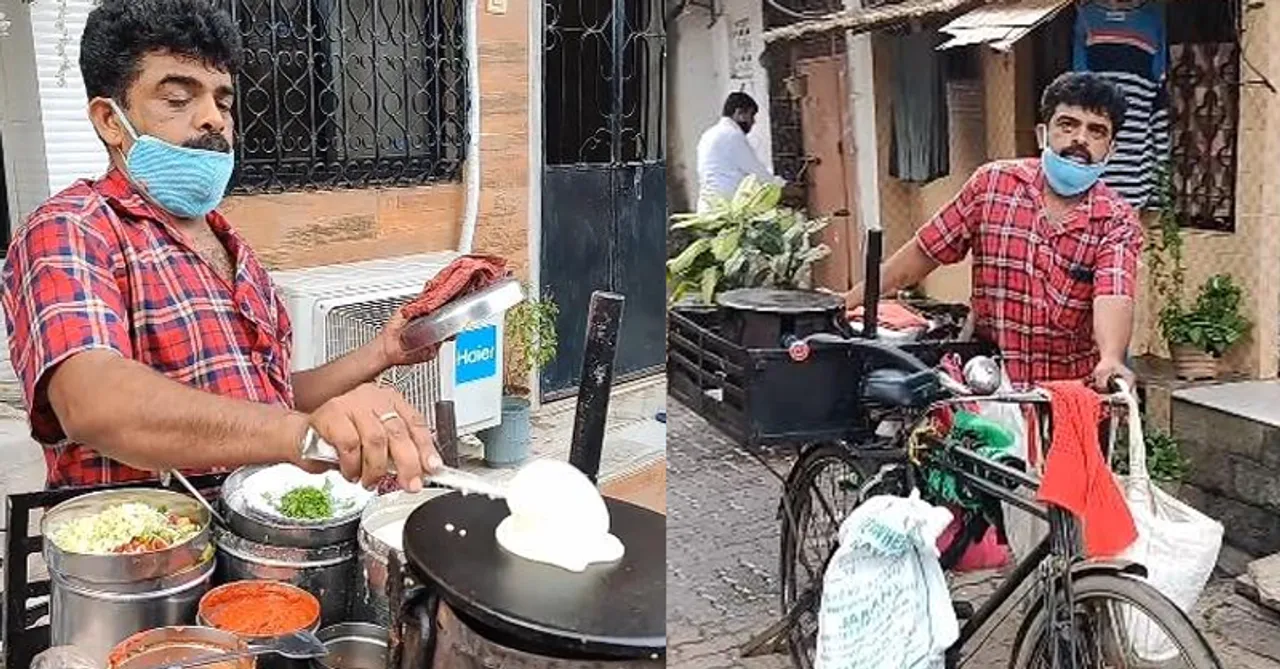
[158,630,328,669]
[161,469,230,527]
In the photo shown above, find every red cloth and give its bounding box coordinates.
[848,300,929,331]
[936,508,1011,572]
[916,159,1143,386]
[1035,381,1137,557]
[401,254,509,319]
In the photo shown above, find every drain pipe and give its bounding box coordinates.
[457,0,482,254]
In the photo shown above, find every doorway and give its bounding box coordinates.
[539,0,668,401]
[796,55,858,292]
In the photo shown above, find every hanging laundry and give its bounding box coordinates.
[889,30,950,183]
[1073,0,1169,210]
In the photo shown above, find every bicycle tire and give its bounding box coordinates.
[1009,573,1221,669]
[779,441,907,669]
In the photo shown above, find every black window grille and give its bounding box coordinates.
[1167,0,1241,232]
[544,0,665,167]
[219,0,468,194]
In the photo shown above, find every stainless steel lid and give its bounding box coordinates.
[398,277,524,351]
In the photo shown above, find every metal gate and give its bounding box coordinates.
[539,0,667,400]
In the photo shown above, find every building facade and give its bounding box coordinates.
[0,0,669,399]
[670,0,1278,379]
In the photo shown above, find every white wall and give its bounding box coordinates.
[30,0,107,195]
[668,0,774,214]
[0,0,52,225]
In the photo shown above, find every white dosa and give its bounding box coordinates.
[494,459,625,572]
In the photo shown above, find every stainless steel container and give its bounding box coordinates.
[42,489,216,664]
[313,623,388,669]
[220,466,363,549]
[106,626,253,669]
[212,525,356,626]
[352,489,448,625]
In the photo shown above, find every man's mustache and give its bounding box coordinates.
[184,133,232,154]
[1060,144,1093,164]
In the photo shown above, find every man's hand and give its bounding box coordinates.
[375,310,441,369]
[1089,357,1135,392]
[305,383,442,492]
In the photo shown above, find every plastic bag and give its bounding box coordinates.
[1112,380,1224,662]
[31,646,102,669]
[976,367,1046,562]
[815,490,958,669]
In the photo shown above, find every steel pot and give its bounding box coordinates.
[51,556,216,665]
[220,466,363,549]
[353,489,448,626]
[43,488,217,663]
[42,488,214,586]
[212,525,356,626]
[106,625,252,669]
[313,622,388,669]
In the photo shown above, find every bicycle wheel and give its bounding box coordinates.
[1010,573,1221,669]
[779,441,907,669]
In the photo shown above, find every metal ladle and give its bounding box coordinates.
[161,469,230,527]
[158,630,328,669]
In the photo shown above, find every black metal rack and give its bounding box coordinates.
[2,472,229,669]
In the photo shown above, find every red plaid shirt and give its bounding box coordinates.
[916,158,1142,386]
[2,169,294,489]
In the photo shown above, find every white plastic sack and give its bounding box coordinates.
[1113,380,1224,662]
[815,490,958,669]
[978,367,1046,563]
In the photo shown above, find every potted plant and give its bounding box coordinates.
[1158,274,1250,381]
[1147,166,1250,380]
[478,290,559,467]
[666,175,831,305]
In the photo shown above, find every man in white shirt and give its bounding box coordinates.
[695,92,784,211]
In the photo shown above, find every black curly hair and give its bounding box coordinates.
[1039,71,1128,133]
[79,0,242,106]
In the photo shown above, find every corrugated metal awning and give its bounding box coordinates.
[760,0,984,44]
[936,0,1071,52]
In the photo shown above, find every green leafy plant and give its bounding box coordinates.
[504,289,559,397]
[1147,164,1249,357]
[1160,274,1250,357]
[1112,424,1190,484]
[666,176,831,305]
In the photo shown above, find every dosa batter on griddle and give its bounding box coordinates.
[494,459,624,572]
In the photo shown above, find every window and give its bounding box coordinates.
[1167,0,1241,232]
[220,0,468,194]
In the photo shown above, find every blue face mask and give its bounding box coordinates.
[1040,142,1107,197]
[108,99,234,219]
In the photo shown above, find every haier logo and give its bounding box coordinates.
[455,325,498,385]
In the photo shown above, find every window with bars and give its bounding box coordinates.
[219,0,468,194]
[1166,0,1241,232]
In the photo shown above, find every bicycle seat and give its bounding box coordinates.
[861,368,942,408]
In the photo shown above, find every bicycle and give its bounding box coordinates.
[742,333,1222,669]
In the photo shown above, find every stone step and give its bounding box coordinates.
[1170,380,1280,556]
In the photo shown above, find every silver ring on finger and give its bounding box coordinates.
[378,411,401,423]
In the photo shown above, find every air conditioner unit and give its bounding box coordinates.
[271,252,506,437]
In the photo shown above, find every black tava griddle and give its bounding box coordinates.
[716,287,845,349]
[402,491,665,660]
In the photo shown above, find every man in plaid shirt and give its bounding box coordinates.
[2,0,443,490]
[845,72,1143,389]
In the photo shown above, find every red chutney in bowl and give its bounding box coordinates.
[199,581,321,638]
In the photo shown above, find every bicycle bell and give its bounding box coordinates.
[962,355,1002,395]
